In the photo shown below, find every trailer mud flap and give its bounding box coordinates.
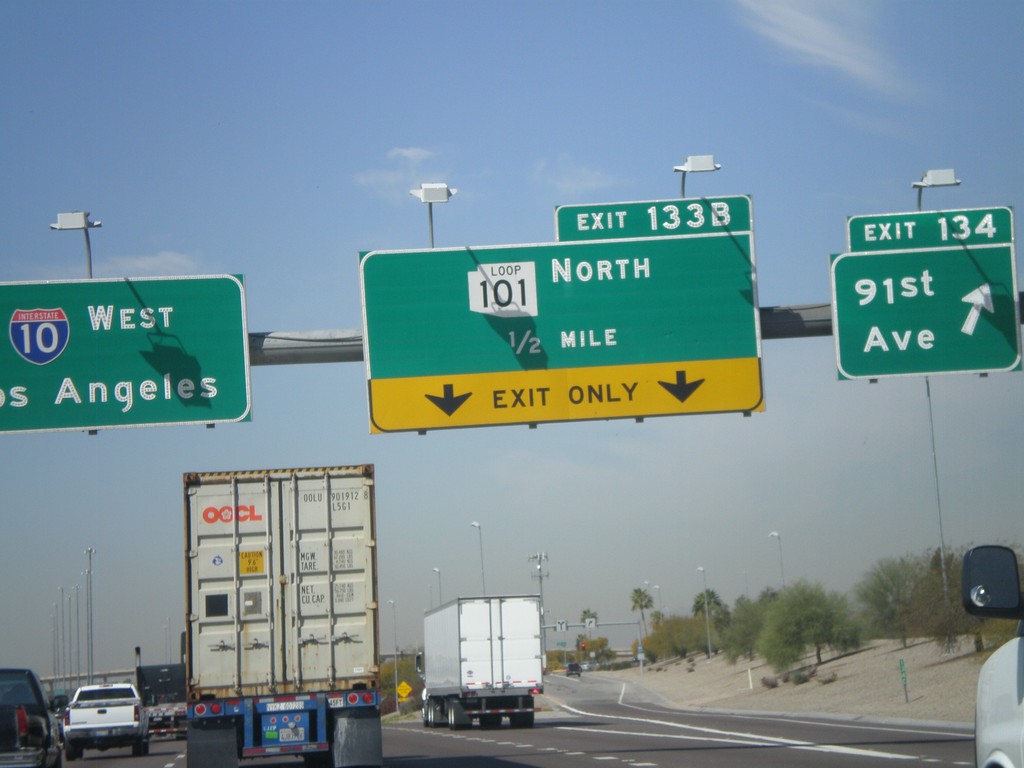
[186,719,239,768]
[330,708,382,768]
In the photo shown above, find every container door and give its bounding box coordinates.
[458,599,496,690]
[188,476,279,694]
[283,473,376,689]
[497,599,543,688]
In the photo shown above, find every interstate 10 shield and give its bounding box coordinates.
[10,308,71,365]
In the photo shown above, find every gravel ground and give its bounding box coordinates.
[595,638,982,724]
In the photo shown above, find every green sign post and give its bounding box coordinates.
[0,275,251,433]
[360,213,762,432]
[832,207,1020,379]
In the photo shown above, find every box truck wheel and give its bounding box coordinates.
[425,698,444,728]
[446,699,470,730]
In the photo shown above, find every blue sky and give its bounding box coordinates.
[1,1,1021,677]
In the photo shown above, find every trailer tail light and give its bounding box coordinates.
[346,693,359,705]
[361,692,375,704]
[193,701,224,717]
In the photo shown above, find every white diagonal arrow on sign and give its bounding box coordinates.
[961,283,994,335]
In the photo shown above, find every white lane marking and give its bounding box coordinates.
[615,698,970,739]
[558,705,918,761]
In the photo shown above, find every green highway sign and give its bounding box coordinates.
[360,223,762,432]
[832,207,1020,379]
[848,206,1013,252]
[555,196,751,242]
[0,275,251,433]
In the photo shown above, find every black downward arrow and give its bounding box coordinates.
[425,384,472,416]
[658,371,705,404]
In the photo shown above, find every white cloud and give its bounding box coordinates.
[735,0,917,99]
[95,251,201,278]
[387,147,434,164]
[354,146,447,201]
[532,155,617,198]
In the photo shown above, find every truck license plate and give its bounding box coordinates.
[279,727,305,742]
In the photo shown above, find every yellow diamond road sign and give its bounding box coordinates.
[397,681,412,701]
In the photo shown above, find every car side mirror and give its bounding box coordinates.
[51,694,68,711]
[962,545,1023,619]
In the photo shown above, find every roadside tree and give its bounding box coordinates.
[856,555,920,647]
[757,580,862,671]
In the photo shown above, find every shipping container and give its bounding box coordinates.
[184,466,381,768]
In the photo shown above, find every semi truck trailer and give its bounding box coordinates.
[419,595,543,729]
[183,466,382,768]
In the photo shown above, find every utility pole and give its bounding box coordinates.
[529,553,549,660]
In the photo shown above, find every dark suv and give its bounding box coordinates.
[0,668,65,768]
[566,663,582,677]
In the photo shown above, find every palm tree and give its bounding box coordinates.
[692,588,723,618]
[630,587,653,637]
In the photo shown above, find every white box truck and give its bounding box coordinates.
[184,466,382,768]
[419,595,543,729]
[961,545,1024,768]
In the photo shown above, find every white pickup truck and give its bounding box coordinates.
[63,683,149,760]
[961,545,1024,768]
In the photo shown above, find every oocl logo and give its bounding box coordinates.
[202,504,262,524]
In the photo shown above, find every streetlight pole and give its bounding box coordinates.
[471,522,486,595]
[410,183,457,248]
[432,568,443,605]
[74,584,81,688]
[50,212,101,278]
[697,567,713,660]
[57,587,65,691]
[673,154,720,197]
[769,532,786,589]
[911,169,960,605]
[387,600,399,712]
[84,548,95,683]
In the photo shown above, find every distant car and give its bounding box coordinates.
[566,663,582,677]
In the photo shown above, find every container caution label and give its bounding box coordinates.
[239,550,265,574]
